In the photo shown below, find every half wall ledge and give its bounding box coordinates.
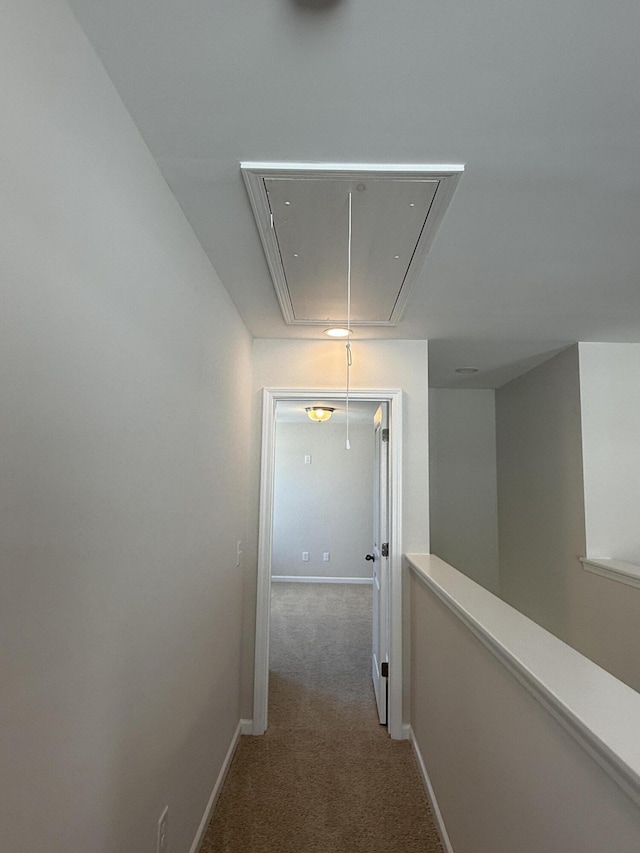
[406,553,640,808]
[580,557,640,590]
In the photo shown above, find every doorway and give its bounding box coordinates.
[253,388,404,738]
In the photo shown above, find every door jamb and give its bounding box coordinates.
[253,387,404,739]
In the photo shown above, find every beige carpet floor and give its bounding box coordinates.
[199,583,444,853]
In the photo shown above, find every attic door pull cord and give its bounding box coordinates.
[345,191,352,451]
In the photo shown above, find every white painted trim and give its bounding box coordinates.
[253,389,277,736]
[387,392,404,740]
[241,161,465,174]
[407,554,640,808]
[271,575,373,584]
[254,388,404,739]
[240,718,254,735]
[409,726,455,853]
[188,720,242,853]
[580,557,640,590]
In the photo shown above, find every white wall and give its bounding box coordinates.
[0,3,252,851]
[579,343,640,564]
[272,422,373,579]
[243,338,430,718]
[495,345,640,692]
[410,568,640,853]
[567,343,640,690]
[496,346,586,640]
[429,389,499,593]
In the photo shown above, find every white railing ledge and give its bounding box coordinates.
[580,557,640,590]
[406,552,640,808]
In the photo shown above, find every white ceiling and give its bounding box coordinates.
[68,0,640,388]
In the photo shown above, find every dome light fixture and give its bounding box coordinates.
[305,406,335,423]
[324,327,351,338]
[455,366,479,375]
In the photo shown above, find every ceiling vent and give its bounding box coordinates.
[241,162,463,326]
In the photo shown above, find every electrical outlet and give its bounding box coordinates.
[302,551,309,562]
[323,552,330,561]
[304,454,311,464]
[157,806,168,853]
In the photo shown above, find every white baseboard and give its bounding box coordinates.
[240,718,254,735]
[271,575,373,584]
[188,720,242,853]
[409,726,455,853]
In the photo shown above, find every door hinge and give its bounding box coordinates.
[381,542,389,557]
[381,661,389,678]
[382,428,389,442]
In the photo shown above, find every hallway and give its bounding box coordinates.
[199,583,443,852]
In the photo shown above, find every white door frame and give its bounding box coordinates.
[253,387,404,739]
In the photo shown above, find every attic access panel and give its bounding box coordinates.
[241,163,463,326]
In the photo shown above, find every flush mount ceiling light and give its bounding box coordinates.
[455,367,480,374]
[306,406,335,423]
[240,162,464,327]
[324,327,351,338]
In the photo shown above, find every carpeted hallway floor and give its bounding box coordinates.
[199,582,444,852]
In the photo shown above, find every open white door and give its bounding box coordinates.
[370,403,389,725]
[254,388,403,738]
